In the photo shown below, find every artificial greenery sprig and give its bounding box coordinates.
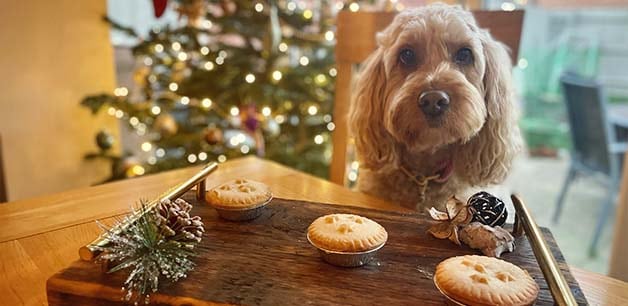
[95,198,204,304]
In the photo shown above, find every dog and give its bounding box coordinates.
[349,4,522,210]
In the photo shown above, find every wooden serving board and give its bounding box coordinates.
[47,194,587,305]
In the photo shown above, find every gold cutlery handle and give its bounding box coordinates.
[511,194,578,306]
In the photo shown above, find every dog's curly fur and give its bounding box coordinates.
[349,4,522,210]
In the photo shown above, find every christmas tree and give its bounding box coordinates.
[83,0,340,182]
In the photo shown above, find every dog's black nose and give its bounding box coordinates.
[419,90,450,118]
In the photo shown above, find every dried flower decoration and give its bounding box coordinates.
[428,193,515,258]
[459,222,515,257]
[95,198,204,304]
[427,196,472,245]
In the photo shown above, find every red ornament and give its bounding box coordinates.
[153,0,168,18]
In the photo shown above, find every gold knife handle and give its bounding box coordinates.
[511,194,578,306]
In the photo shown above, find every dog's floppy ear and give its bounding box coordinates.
[458,32,522,185]
[349,48,396,170]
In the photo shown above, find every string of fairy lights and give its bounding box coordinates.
[103,1,405,181]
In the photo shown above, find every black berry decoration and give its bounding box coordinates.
[95,130,114,151]
[468,191,507,227]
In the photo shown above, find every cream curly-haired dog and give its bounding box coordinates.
[350,4,522,210]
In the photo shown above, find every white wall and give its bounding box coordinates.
[107,0,179,47]
[0,0,119,201]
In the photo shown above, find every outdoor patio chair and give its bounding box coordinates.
[553,72,627,255]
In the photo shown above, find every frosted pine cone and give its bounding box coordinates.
[95,198,205,304]
[155,198,205,243]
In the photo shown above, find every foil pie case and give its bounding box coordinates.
[210,197,273,221]
[433,277,467,306]
[306,233,386,267]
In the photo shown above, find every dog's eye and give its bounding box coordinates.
[399,48,417,67]
[454,48,473,65]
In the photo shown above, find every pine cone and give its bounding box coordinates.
[155,198,205,243]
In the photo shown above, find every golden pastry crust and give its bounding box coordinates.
[206,178,272,209]
[434,255,539,306]
[307,214,388,252]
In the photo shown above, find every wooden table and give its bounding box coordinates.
[1,157,626,305]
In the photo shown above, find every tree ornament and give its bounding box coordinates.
[120,157,143,178]
[219,0,236,16]
[176,0,206,27]
[133,66,150,87]
[95,130,114,150]
[95,198,204,304]
[162,55,173,65]
[153,113,178,137]
[110,156,140,179]
[171,70,185,83]
[242,104,261,133]
[152,0,168,18]
[241,104,265,157]
[204,126,223,145]
[468,192,508,227]
[262,2,282,58]
[264,117,280,137]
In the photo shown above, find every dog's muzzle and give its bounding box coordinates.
[418,90,450,119]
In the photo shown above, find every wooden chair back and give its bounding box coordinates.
[330,10,525,184]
